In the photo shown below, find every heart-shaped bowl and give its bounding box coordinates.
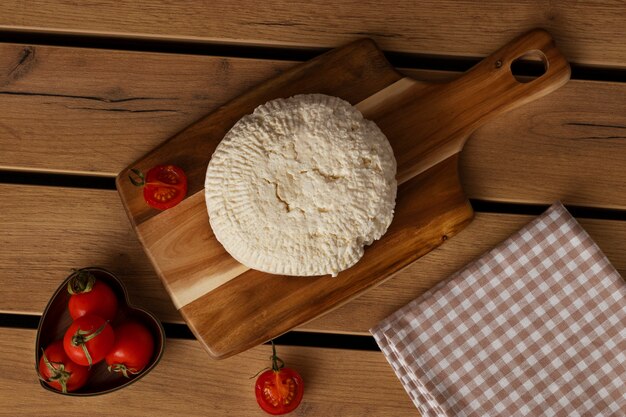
[35,267,165,396]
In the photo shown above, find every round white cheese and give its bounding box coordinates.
[205,94,397,277]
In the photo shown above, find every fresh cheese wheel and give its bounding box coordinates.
[205,94,397,277]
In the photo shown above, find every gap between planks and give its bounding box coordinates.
[2,0,626,69]
[1,30,626,83]
[0,327,414,416]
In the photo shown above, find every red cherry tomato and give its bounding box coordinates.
[38,340,90,393]
[254,343,304,415]
[130,164,187,210]
[63,315,115,367]
[105,321,155,378]
[67,269,118,322]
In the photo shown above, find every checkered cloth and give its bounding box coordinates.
[371,202,626,416]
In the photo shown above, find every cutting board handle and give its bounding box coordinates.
[372,28,571,184]
[457,28,571,117]
[460,29,570,105]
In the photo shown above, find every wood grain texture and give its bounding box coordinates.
[2,182,626,335]
[362,29,570,184]
[313,211,626,333]
[118,30,570,359]
[136,192,246,309]
[1,1,625,67]
[1,328,416,416]
[116,38,403,226]
[0,43,287,176]
[181,157,473,358]
[117,34,472,358]
[461,80,626,210]
[0,183,181,323]
[126,29,570,307]
[1,43,625,208]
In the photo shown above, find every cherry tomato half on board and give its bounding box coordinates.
[67,269,118,322]
[39,340,90,393]
[254,342,304,415]
[106,321,155,378]
[129,164,187,210]
[63,315,115,367]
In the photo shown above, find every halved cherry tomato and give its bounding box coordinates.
[105,321,155,378]
[67,269,118,322]
[63,315,115,367]
[130,164,187,210]
[38,340,90,393]
[254,342,304,415]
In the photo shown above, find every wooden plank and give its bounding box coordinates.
[0,44,287,176]
[0,183,181,323]
[1,1,626,68]
[1,43,625,208]
[460,79,626,210]
[0,327,415,416]
[2,183,625,335]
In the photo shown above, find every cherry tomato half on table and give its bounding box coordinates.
[254,342,304,415]
[106,321,155,378]
[38,340,90,393]
[67,269,118,322]
[63,315,115,367]
[130,164,187,210]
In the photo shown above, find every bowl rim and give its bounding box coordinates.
[35,267,166,396]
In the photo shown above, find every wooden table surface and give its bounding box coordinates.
[1,2,625,416]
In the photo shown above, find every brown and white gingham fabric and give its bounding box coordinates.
[371,202,626,416]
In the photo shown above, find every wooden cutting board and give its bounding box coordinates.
[117,29,570,359]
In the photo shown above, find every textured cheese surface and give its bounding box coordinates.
[205,94,397,277]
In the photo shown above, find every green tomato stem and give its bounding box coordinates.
[108,363,141,379]
[270,341,285,372]
[251,341,286,379]
[67,269,96,295]
[71,322,107,367]
[40,349,70,393]
[129,168,146,187]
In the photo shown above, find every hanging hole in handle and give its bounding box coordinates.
[510,50,548,83]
